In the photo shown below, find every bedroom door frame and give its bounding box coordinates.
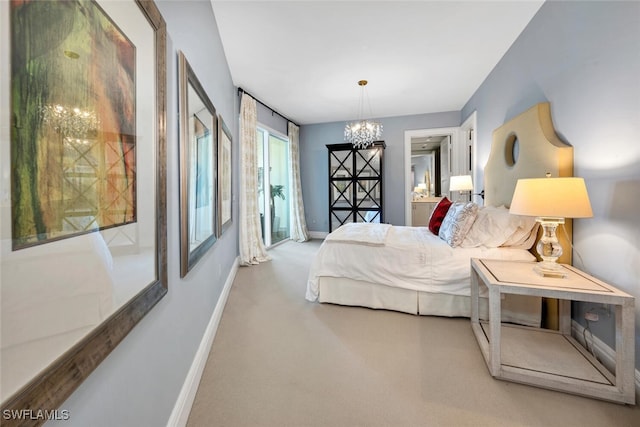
[460,111,478,202]
[404,126,460,226]
[404,111,477,225]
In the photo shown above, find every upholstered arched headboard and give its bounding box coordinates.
[484,102,574,265]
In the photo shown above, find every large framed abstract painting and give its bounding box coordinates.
[11,0,137,249]
[0,0,167,424]
[218,115,232,235]
[178,50,218,277]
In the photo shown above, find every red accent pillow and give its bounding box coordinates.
[428,197,452,235]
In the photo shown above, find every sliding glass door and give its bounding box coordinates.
[256,127,290,246]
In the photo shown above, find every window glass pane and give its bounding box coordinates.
[256,128,266,241]
[268,133,289,244]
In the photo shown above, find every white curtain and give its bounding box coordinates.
[288,122,309,242]
[239,93,270,265]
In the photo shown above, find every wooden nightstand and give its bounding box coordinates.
[470,258,635,404]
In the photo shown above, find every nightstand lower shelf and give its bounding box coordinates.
[473,322,618,399]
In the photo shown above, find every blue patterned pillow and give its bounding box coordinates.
[438,202,479,247]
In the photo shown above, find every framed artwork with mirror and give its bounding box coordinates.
[178,50,218,277]
[0,0,167,422]
[218,115,233,236]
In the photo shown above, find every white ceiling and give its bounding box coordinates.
[210,1,545,125]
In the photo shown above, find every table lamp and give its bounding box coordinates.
[509,176,593,277]
[450,175,473,201]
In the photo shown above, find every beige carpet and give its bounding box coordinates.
[187,239,640,427]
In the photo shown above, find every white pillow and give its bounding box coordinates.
[438,202,479,247]
[501,222,540,249]
[461,205,537,248]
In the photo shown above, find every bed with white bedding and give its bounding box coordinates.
[305,103,575,327]
[306,222,542,299]
[306,213,542,326]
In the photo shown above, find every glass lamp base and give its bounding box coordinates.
[533,261,567,278]
[534,217,568,278]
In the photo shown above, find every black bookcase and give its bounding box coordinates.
[327,141,385,231]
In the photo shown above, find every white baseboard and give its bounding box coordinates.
[167,256,240,427]
[571,319,640,401]
[309,231,328,239]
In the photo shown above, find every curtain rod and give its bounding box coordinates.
[237,87,299,128]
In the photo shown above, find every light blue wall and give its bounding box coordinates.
[49,1,240,425]
[461,0,640,368]
[256,102,289,136]
[300,111,460,230]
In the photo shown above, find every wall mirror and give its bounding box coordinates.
[178,51,218,277]
[0,0,167,421]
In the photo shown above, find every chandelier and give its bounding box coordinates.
[41,104,100,138]
[344,80,383,149]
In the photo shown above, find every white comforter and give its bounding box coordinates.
[305,224,535,301]
[325,222,390,246]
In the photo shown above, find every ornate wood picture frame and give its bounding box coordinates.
[178,50,218,277]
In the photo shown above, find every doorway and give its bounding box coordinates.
[257,126,291,246]
[404,113,477,226]
[404,127,458,226]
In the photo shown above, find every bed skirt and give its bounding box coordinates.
[318,276,541,327]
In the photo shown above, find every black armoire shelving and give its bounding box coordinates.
[327,141,385,231]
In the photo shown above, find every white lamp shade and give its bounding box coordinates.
[450,175,473,192]
[509,177,593,218]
